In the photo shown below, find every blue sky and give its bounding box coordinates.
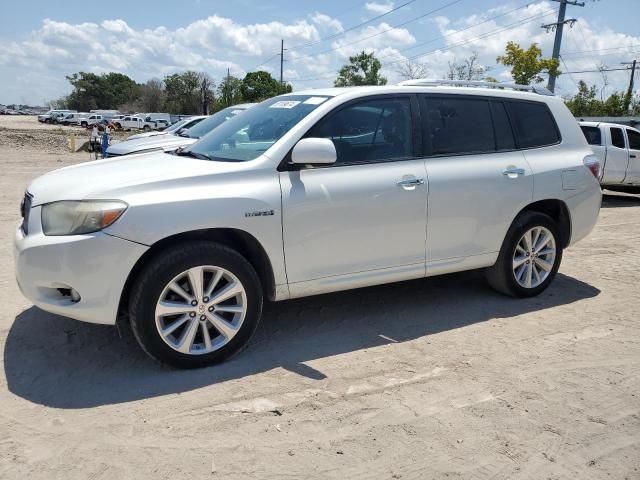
[1,0,639,105]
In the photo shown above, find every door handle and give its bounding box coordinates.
[503,167,525,178]
[397,178,425,188]
[630,154,637,158]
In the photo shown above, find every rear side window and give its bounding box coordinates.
[507,101,560,148]
[610,128,626,148]
[423,97,495,155]
[627,129,640,150]
[490,102,516,151]
[308,97,413,164]
[580,126,601,145]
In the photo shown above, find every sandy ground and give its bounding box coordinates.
[0,115,639,480]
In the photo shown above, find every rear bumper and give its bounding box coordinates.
[14,207,148,325]
[566,185,602,246]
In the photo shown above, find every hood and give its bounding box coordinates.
[27,151,247,206]
[127,131,167,141]
[106,134,197,156]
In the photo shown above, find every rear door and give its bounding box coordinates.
[604,126,629,184]
[420,95,533,263]
[624,128,640,183]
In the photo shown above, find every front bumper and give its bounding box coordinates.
[14,205,148,325]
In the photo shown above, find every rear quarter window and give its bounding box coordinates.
[507,101,560,149]
[580,126,602,145]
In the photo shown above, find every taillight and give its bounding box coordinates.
[583,154,600,179]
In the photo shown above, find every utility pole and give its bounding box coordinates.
[542,0,584,93]
[226,67,231,107]
[279,39,284,85]
[622,59,637,111]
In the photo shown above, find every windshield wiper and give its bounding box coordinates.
[174,148,211,160]
[177,132,192,138]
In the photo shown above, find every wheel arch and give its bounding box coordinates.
[117,228,276,323]
[518,198,572,248]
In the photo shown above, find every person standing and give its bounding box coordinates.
[90,125,99,152]
[101,123,110,158]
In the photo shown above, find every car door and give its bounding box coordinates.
[420,95,534,264]
[624,128,640,183]
[603,126,630,184]
[280,95,428,288]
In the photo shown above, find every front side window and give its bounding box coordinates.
[187,95,330,162]
[424,96,494,155]
[580,126,602,145]
[610,127,626,148]
[626,129,640,150]
[307,97,413,164]
[507,101,560,148]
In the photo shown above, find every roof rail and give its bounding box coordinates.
[397,79,554,96]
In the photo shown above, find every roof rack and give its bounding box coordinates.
[397,79,553,96]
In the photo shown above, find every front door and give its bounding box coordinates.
[280,95,428,287]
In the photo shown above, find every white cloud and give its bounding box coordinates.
[365,2,394,15]
[2,2,639,104]
[311,13,343,33]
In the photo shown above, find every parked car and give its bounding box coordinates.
[106,105,254,157]
[60,112,90,126]
[127,116,207,141]
[80,114,104,128]
[579,121,640,193]
[38,109,76,123]
[15,81,601,368]
[113,115,147,131]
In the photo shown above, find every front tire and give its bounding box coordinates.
[129,242,263,368]
[486,211,562,297]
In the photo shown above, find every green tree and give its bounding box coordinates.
[240,71,290,102]
[496,42,560,85]
[564,81,602,116]
[65,71,140,111]
[164,71,201,114]
[334,51,387,87]
[217,74,244,107]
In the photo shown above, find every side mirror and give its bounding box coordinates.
[291,138,336,165]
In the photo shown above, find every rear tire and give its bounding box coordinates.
[129,241,263,369]
[486,211,563,297]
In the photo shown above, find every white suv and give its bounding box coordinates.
[14,81,602,368]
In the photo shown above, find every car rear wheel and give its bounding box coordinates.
[486,211,562,297]
[129,241,263,368]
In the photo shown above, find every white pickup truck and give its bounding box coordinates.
[113,115,151,131]
[580,121,640,193]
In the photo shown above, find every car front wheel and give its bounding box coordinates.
[129,241,263,368]
[486,211,562,297]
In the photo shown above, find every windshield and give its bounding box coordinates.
[184,106,251,139]
[188,95,329,162]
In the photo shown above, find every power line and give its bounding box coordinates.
[291,0,464,62]
[288,0,420,52]
[295,7,558,83]
[559,66,631,75]
[562,44,640,56]
[234,0,420,77]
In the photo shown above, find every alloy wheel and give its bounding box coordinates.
[512,226,557,289]
[154,266,247,355]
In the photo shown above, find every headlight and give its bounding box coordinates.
[41,200,127,236]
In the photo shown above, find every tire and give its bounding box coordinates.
[143,125,151,131]
[486,211,563,297]
[81,122,87,128]
[129,241,263,369]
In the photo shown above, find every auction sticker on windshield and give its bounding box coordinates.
[303,97,328,105]
[269,101,301,109]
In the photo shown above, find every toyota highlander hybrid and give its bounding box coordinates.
[15,80,602,368]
